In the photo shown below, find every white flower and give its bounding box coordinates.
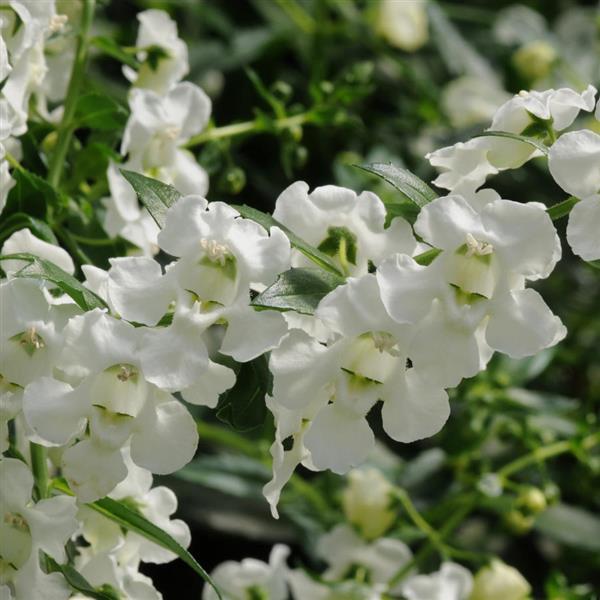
[80,450,191,566]
[317,524,412,591]
[0,151,15,215]
[273,181,416,276]
[22,309,198,501]
[107,195,291,367]
[428,85,597,193]
[402,562,473,600]
[124,9,189,95]
[265,274,449,511]
[548,129,600,261]
[1,228,74,276]
[288,570,384,600]
[202,545,290,600]
[377,196,565,382]
[75,549,162,600]
[0,457,79,600]
[442,77,510,129]
[376,0,429,52]
[469,559,530,600]
[342,468,395,540]
[122,83,211,195]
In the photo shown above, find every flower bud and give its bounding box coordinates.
[341,468,395,540]
[518,486,547,514]
[469,559,531,600]
[512,40,557,82]
[505,509,534,534]
[376,0,429,52]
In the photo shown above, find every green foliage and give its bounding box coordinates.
[252,267,344,314]
[0,253,107,310]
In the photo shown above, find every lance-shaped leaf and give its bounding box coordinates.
[52,479,223,599]
[252,267,344,315]
[474,130,549,155]
[74,93,128,131]
[0,253,107,311]
[232,204,344,276]
[46,557,118,600]
[354,163,437,208]
[120,170,182,228]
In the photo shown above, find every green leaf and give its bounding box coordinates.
[354,163,437,208]
[6,168,67,218]
[473,130,549,155]
[91,36,140,68]
[413,247,442,266]
[52,479,223,599]
[252,267,344,315]
[546,196,579,221]
[46,557,118,600]
[232,204,343,276]
[120,170,182,228]
[0,253,107,311]
[535,503,600,551]
[0,213,57,244]
[216,355,272,431]
[74,93,128,131]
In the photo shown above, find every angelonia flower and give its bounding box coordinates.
[3,23,598,591]
[102,9,212,255]
[376,0,429,52]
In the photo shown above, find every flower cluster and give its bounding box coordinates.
[1,0,598,595]
[102,10,212,255]
[204,467,532,600]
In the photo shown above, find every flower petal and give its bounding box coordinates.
[566,195,600,261]
[486,289,566,358]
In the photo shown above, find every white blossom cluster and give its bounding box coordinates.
[102,10,212,255]
[0,0,74,211]
[203,467,532,600]
[1,1,599,596]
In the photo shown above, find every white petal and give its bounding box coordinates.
[168,149,209,196]
[376,254,440,324]
[316,273,404,338]
[415,195,483,250]
[181,360,235,408]
[566,195,600,261]
[63,440,128,502]
[138,301,211,391]
[59,309,140,376]
[130,393,198,474]
[481,199,561,280]
[24,496,78,562]
[1,228,74,275]
[13,553,71,600]
[270,330,340,410]
[157,194,210,257]
[304,403,374,474]
[227,220,291,286]
[220,304,288,363]
[486,289,566,358]
[0,457,33,507]
[548,130,600,199]
[22,378,89,446]
[547,84,597,130]
[164,82,211,141]
[108,256,175,325]
[381,370,450,443]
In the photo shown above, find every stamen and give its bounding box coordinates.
[464,233,494,258]
[200,238,230,266]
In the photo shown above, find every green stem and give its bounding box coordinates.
[30,442,49,500]
[393,488,445,554]
[5,152,24,172]
[273,0,316,33]
[498,432,600,480]
[184,113,311,149]
[47,0,96,189]
[389,495,477,587]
